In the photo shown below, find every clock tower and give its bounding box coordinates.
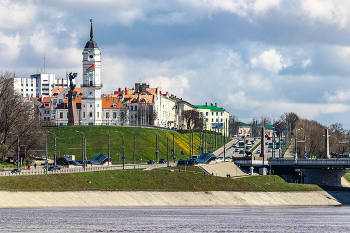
[81,19,103,125]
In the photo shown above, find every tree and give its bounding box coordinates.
[181,109,201,129]
[0,71,43,162]
[137,104,157,126]
[229,115,239,136]
[259,116,271,127]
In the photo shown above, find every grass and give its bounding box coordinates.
[37,126,231,164]
[0,168,325,192]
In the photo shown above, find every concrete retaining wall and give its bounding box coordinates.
[0,191,349,208]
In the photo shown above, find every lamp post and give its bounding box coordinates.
[48,132,57,166]
[295,128,302,159]
[115,130,125,169]
[76,130,86,170]
[10,132,20,169]
[101,130,110,166]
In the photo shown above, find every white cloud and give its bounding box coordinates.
[147,75,189,97]
[110,8,145,26]
[250,49,292,73]
[225,50,243,68]
[301,0,349,28]
[253,0,280,15]
[323,89,350,103]
[0,0,36,30]
[0,32,21,61]
[302,59,311,68]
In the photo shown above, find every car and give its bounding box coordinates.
[233,134,237,137]
[159,158,167,163]
[265,142,268,145]
[268,148,272,152]
[239,150,244,154]
[254,138,258,141]
[11,169,21,173]
[246,134,250,137]
[186,159,198,165]
[233,143,237,147]
[177,159,186,165]
[246,146,250,150]
[256,150,261,154]
[147,160,155,164]
[235,148,240,152]
[48,165,61,171]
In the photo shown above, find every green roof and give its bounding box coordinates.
[194,104,225,111]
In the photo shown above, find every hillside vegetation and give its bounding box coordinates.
[0,168,325,192]
[41,126,230,163]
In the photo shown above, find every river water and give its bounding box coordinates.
[1,206,350,232]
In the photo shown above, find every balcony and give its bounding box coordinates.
[80,84,103,88]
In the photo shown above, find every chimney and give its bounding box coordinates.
[118,88,121,91]
[215,103,217,107]
[205,102,207,106]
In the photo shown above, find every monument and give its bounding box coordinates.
[67,72,79,125]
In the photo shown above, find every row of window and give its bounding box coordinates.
[205,111,223,116]
[206,118,224,123]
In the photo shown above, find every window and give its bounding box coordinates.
[59,99,63,104]
[216,118,218,122]
[135,106,137,111]
[206,118,208,122]
[113,112,116,118]
[83,112,85,118]
[206,112,208,116]
[131,115,133,119]
[221,118,223,122]
[221,112,223,116]
[90,104,92,108]
[97,112,99,118]
[106,112,109,118]
[216,112,218,116]
[26,89,28,91]
[211,112,213,116]
[211,118,214,122]
[97,104,99,107]
[44,117,46,121]
[131,106,133,111]
[89,112,92,117]
[60,112,63,118]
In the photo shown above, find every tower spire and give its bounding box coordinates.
[90,18,93,41]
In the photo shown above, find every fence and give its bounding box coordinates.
[0,162,176,177]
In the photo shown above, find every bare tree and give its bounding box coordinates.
[0,71,43,162]
[259,116,271,127]
[229,115,239,136]
[182,109,201,129]
[137,104,157,126]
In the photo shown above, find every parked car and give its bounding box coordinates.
[246,146,250,150]
[186,159,198,165]
[256,150,261,154]
[177,159,186,165]
[265,142,268,145]
[147,160,155,164]
[11,169,21,173]
[159,158,167,163]
[254,138,258,141]
[235,148,240,152]
[48,165,61,171]
[239,150,244,154]
[268,148,272,152]
[233,134,237,137]
[233,143,237,147]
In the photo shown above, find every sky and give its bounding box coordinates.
[2,0,350,128]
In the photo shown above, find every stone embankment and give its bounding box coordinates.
[1,191,350,208]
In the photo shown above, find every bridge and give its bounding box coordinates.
[234,158,350,186]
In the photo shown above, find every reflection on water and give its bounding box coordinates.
[0,206,350,232]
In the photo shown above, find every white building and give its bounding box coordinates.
[13,73,70,98]
[80,20,103,125]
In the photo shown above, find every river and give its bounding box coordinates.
[1,206,350,232]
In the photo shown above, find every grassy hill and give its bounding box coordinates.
[0,167,326,192]
[40,126,230,164]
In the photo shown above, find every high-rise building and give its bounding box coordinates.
[13,73,71,98]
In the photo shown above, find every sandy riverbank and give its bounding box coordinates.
[0,191,349,208]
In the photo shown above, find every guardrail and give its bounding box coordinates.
[0,162,175,177]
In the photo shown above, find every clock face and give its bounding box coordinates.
[89,55,93,59]
[95,90,100,97]
[89,92,93,96]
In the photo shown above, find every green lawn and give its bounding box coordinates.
[38,126,230,164]
[0,168,325,192]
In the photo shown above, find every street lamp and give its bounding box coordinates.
[48,132,57,166]
[76,130,86,170]
[295,128,302,159]
[9,132,20,169]
[115,130,125,169]
[101,130,110,166]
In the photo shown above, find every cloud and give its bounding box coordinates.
[301,0,349,28]
[323,89,350,103]
[0,32,21,62]
[0,0,36,30]
[147,75,189,97]
[250,49,292,73]
[225,50,243,68]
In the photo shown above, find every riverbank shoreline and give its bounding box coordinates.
[1,191,350,208]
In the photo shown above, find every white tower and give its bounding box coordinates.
[81,19,103,125]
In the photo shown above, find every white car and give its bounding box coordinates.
[256,150,261,154]
[268,148,272,152]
